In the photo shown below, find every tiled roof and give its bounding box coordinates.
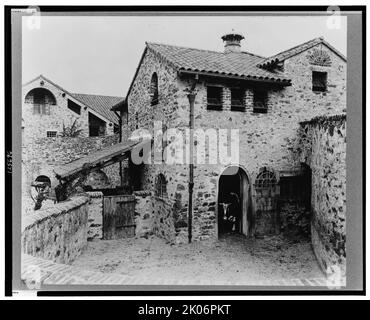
[23,75,122,124]
[258,37,347,69]
[146,42,291,84]
[71,93,123,124]
[54,139,141,180]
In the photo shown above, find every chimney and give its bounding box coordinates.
[221,31,245,53]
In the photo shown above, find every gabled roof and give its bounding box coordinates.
[71,93,123,124]
[23,75,122,125]
[146,42,291,84]
[258,37,347,69]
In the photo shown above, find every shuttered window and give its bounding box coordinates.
[230,88,245,112]
[207,86,223,110]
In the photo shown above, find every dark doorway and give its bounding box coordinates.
[218,166,251,237]
[89,112,106,137]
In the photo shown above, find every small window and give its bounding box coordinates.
[230,88,245,112]
[255,168,277,189]
[253,90,268,114]
[150,73,159,106]
[68,99,81,115]
[207,86,223,110]
[155,174,167,198]
[46,131,57,138]
[312,71,327,92]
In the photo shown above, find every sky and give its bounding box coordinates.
[22,15,347,97]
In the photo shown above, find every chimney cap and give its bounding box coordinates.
[221,30,245,41]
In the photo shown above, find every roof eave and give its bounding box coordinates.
[178,69,291,86]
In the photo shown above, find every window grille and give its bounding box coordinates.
[255,169,277,189]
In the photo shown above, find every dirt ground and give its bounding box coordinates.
[71,233,324,284]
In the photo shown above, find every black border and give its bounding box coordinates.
[4,5,366,297]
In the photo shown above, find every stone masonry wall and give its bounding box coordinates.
[152,196,177,243]
[21,195,90,264]
[22,77,115,145]
[86,192,103,240]
[22,134,121,205]
[134,191,154,238]
[126,42,346,242]
[298,114,346,277]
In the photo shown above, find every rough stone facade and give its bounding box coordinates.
[22,134,122,210]
[125,40,346,244]
[86,192,104,240]
[298,115,346,277]
[21,195,90,264]
[134,191,154,238]
[22,76,115,146]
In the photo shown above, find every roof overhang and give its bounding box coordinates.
[178,69,291,86]
[54,140,142,181]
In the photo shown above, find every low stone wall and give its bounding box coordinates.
[21,195,90,264]
[86,192,103,240]
[298,114,346,277]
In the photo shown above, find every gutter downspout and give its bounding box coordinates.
[186,75,198,243]
[114,108,123,187]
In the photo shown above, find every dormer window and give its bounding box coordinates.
[253,89,268,114]
[230,88,245,111]
[150,73,159,106]
[207,86,223,110]
[312,71,327,92]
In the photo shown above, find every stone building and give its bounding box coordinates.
[22,75,124,210]
[22,74,123,144]
[118,31,346,270]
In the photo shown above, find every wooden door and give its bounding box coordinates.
[103,195,135,240]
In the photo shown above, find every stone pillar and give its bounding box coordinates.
[244,88,254,113]
[86,191,103,240]
[222,87,231,111]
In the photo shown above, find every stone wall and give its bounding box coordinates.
[298,114,346,277]
[21,195,90,264]
[134,191,153,238]
[22,77,115,145]
[86,192,103,240]
[22,134,121,207]
[126,41,346,242]
[152,196,177,243]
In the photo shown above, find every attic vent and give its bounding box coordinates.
[307,48,332,67]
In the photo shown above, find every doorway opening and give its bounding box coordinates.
[218,166,251,237]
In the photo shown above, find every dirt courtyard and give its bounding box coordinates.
[71,233,324,285]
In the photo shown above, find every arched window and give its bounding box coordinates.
[25,88,56,115]
[150,73,159,106]
[155,173,167,198]
[255,168,277,189]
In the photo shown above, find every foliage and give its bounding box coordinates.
[60,119,83,137]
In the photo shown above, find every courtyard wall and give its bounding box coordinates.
[298,114,346,277]
[21,195,90,264]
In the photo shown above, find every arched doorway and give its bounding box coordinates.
[217,166,251,237]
